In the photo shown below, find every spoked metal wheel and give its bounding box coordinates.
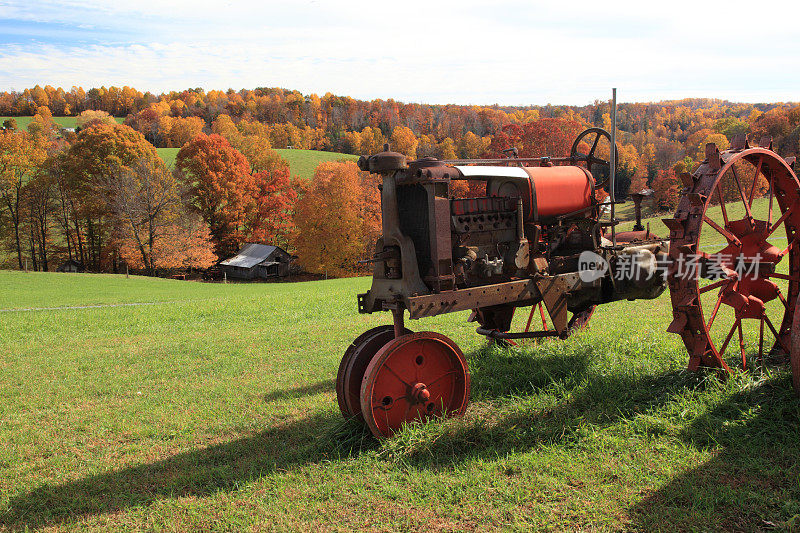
[359,332,470,438]
[337,325,411,420]
[666,143,800,390]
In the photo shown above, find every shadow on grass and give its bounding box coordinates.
[10,340,792,530]
[262,379,333,402]
[630,375,800,531]
[0,412,375,530]
[381,340,699,466]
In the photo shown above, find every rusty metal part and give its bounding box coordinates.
[793,296,800,395]
[476,327,559,339]
[359,331,470,438]
[616,229,659,243]
[476,301,595,341]
[358,145,408,173]
[338,325,413,420]
[629,192,646,231]
[536,273,584,334]
[404,278,540,319]
[665,142,800,372]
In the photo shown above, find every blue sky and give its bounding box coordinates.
[1,0,799,105]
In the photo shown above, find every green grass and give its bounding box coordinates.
[274,149,359,181]
[1,270,798,531]
[156,147,180,168]
[0,116,124,131]
[156,148,358,176]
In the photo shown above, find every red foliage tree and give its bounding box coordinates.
[175,133,297,256]
[175,134,253,255]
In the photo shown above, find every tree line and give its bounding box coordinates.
[2,85,800,275]
[0,109,383,276]
[4,85,800,211]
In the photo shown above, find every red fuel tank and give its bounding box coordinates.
[484,165,595,222]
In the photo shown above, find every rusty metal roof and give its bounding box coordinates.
[220,243,278,268]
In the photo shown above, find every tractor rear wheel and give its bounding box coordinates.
[666,142,800,386]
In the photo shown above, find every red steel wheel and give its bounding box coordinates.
[359,331,470,438]
[567,306,596,331]
[666,142,800,373]
[337,325,412,420]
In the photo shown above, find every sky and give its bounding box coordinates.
[1,0,799,106]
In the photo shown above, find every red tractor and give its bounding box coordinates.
[337,128,800,438]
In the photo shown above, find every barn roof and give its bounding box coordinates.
[220,243,279,268]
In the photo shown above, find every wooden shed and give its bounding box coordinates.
[56,259,85,273]
[219,244,293,280]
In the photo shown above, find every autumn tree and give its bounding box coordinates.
[164,116,205,148]
[100,158,182,273]
[389,126,418,159]
[23,165,55,271]
[651,170,681,211]
[63,123,163,270]
[174,134,253,255]
[75,110,117,130]
[294,161,380,276]
[0,131,47,267]
[28,106,58,140]
[458,131,490,158]
[359,126,386,155]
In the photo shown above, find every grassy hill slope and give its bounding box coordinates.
[1,116,124,131]
[1,271,798,530]
[158,148,357,178]
[274,148,359,180]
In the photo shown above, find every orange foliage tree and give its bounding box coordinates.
[488,118,583,158]
[293,161,380,276]
[0,130,47,267]
[117,210,216,271]
[651,170,681,210]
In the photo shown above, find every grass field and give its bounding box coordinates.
[275,149,359,180]
[156,147,180,168]
[0,116,124,131]
[157,148,358,177]
[1,270,799,531]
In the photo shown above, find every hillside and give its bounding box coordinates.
[0,115,124,131]
[156,147,359,179]
[274,148,359,180]
[1,271,798,530]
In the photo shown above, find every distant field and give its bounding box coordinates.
[156,147,180,168]
[274,148,359,180]
[0,115,124,131]
[158,148,358,177]
[1,270,799,530]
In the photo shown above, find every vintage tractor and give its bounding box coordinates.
[337,128,800,438]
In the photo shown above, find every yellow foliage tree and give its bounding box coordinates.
[389,126,418,159]
[293,161,380,276]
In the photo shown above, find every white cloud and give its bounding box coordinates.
[1,0,799,104]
